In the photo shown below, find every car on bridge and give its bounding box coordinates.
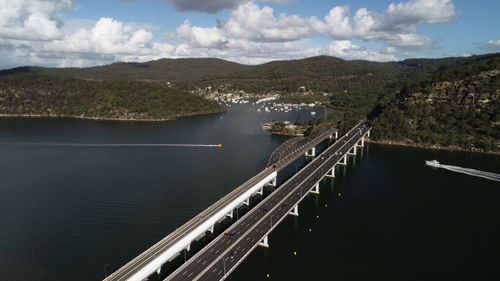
[223,232,236,237]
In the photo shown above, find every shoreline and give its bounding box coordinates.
[366,138,500,156]
[269,130,304,137]
[0,110,225,122]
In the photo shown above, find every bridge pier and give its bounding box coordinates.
[348,145,357,155]
[266,176,277,187]
[357,136,364,147]
[256,186,263,196]
[289,204,299,216]
[226,210,234,219]
[243,197,250,206]
[258,235,269,248]
[326,166,335,178]
[367,129,371,137]
[305,146,316,157]
[208,225,214,234]
[156,267,162,275]
[338,155,347,165]
[310,183,320,194]
[329,131,339,141]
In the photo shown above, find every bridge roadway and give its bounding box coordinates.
[104,125,338,281]
[165,120,370,281]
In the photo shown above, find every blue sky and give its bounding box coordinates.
[0,0,498,69]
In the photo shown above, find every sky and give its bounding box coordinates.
[0,0,499,69]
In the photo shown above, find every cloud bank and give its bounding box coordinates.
[0,0,462,68]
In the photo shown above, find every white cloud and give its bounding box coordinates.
[327,40,397,61]
[348,0,456,48]
[223,2,315,42]
[0,0,463,68]
[213,0,457,48]
[0,0,73,41]
[5,17,176,67]
[44,18,160,55]
[176,20,227,48]
[384,0,457,25]
[479,39,500,51]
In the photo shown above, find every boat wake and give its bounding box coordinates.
[438,164,500,182]
[0,143,223,148]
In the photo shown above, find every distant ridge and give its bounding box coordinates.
[2,54,498,90]
[1,58,250,82]
[0,53,498,152]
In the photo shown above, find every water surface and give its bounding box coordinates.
[0,104,499,281]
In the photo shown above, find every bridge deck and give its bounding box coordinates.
[165,121,370,281]
[104,124,338,281]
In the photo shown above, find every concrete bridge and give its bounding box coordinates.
[104,120,370,281]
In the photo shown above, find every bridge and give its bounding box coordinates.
[104,120,370,281]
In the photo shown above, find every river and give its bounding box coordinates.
[0,103,499,281]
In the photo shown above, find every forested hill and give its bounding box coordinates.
[2,55,400,92]
[0,53,498,151]
[0,74,224,121]
[1,58,250,84]
[3,54,497,94]
[370,54,500,152]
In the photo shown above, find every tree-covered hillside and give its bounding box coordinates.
[371,58,499,152]
[1,58,250,85]
[1,53,498,152]
[0,73,224,120]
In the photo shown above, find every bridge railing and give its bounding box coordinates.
[168,121,371,281]
[104,167,277,281]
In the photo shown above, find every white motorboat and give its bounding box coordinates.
[425,160,441,167]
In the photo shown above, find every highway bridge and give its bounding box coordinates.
[163,120,371,281]
[104,122,340,281]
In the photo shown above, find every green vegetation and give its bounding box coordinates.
[279,93,331,104]
[1,58,249,86]
[269,121,308,136]
[322,54,500,152]
[371,57,500,152]
[0,73,224,120]
[1,53,498,152]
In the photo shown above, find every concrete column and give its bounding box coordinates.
[186,244,191,252]
[335,131,339,139]
[258,235,269,248]
[339,155,347,165]
[156,267,162,275]
[326,166,335,178]
[243,197,250,206]
[267,176,277,187]
[256,187,263,196]
[358,137,364,147]
[310,182,320,194]
[348,145,357,155]
[305,146,316,157]
[367,129,371,137]
[208,225,214,233]
[289,204,299,216]
[226,210,233,219]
